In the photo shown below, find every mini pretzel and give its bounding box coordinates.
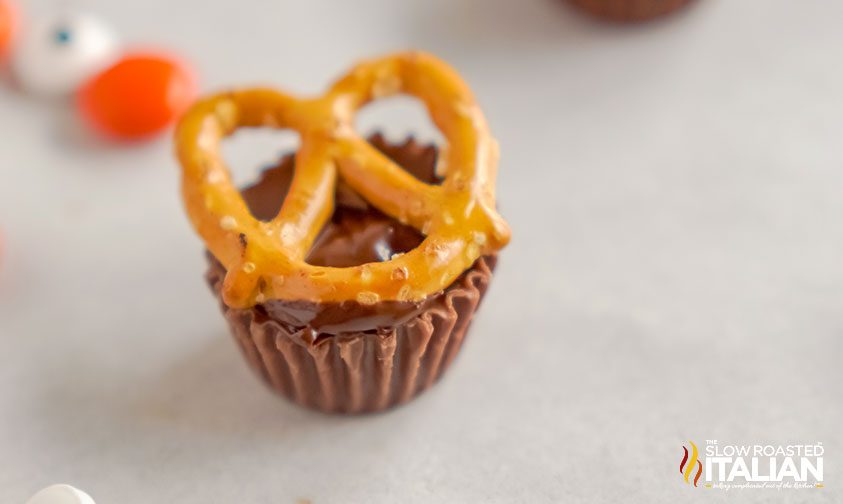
[176,51,511,308]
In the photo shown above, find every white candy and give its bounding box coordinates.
[26,485,96,504]
[11,13,119,96]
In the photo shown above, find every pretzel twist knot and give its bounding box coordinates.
[176,51,511,308]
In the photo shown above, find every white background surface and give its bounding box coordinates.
[1,0,841,502]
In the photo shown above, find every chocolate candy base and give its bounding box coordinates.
[207,255,494,414]
[567,0,695,22]
[204,136,497,414]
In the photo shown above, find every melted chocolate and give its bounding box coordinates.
[242,134,438,267]
[233,134,449,334]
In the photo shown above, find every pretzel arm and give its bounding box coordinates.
[176,95,276,268]
[270,141,337,261]
[335,136,442,230]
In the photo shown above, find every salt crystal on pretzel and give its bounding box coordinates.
[175,51,511,307]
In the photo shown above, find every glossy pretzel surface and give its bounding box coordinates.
[176,51,510,307]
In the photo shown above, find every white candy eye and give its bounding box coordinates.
[11,13,119,96]
[26,484,96,504]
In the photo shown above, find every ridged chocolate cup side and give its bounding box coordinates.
[206,255,495,414]
[567,0,695,22]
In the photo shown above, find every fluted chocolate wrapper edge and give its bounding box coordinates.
[205,255,496,414]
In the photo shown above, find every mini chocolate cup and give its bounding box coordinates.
[206,255,495,414]
[202,136,500,414]
[567,0,696,22]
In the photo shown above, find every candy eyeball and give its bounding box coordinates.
[11,12,119,96]
[26,484,96,504]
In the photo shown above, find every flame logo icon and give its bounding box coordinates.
[680,440,703,487]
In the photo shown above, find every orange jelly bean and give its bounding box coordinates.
[0,0,17,59]
[77,53,197,139]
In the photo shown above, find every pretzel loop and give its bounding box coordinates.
[176,52,511,307]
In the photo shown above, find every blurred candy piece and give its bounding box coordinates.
[0,0,17,59]
[567,0,695,22]
[77,53,197,139]
[26,484,96,504]
[11,12,119,96]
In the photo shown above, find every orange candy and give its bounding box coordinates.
[0,0,17,59]
[77,53,197,139]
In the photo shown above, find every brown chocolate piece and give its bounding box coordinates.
[205,135,497,413]
[566,0,695,22]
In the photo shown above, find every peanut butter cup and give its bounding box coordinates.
[206,136,495,413]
